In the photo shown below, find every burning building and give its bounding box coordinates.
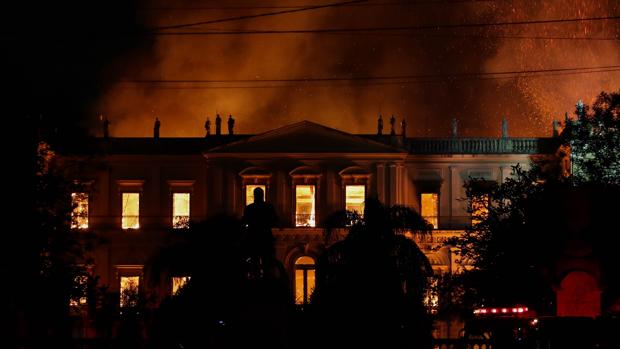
[63,118,560,338]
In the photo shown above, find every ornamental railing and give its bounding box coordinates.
[409,137,556,154]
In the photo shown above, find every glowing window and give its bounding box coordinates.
[345,185,365,214]
[69,275,88,307]
[295,185,316,227]
[424,276,439,314]
[421,193,439,229]
[471,194,489,226]
[119,276,139,308]
[246,184,266,206]
[71,192,89,229]
[171,276,191,295]
[121,193,140,229]
[295,256,316,305]
[172,193,190,228]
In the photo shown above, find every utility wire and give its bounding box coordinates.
[154,15,620,35]
[153,0,369,31]
[283,32,620,40]
[119,65,620,84]
[143,0,494,11]
[115,67,620,90]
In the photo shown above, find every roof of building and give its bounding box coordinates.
[207,120,406,154]
[59,121,559,156]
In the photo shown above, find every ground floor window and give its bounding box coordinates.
[120,276,140,308]
[295,256,316,305]
[171,276,191,295]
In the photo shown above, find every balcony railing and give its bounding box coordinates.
[295,214,316,227]
[172,216,190,229]
[432,216,474,230]
[409,137,556,154]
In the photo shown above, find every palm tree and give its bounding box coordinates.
[311,198,433,349]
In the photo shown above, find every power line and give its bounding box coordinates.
[143,0,494,11]
[113,67,620,91]
[120,68,620,90]
[153,0,369,31]
[119,65,620,84]
[282,32,620,40]
[154,15,620,35]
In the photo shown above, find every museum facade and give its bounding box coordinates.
[64,120,557,328]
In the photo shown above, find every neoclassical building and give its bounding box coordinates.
[65,120,557,330]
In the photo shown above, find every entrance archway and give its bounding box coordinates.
[556,271,600,317]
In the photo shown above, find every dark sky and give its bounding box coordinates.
[4,0,620,138]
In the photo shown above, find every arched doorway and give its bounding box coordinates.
[556,271,600,317]
[294,256,316,305]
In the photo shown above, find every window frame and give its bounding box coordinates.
[420,192,440,229]
[117,180,144,230]
[294,256,316,306]
[70,192,90,230]
[167,180,195,229]
[116,265,143,309]
[290,167,321,228]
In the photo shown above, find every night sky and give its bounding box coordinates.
[4,0,620,138]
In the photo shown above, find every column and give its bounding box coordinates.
[376,163,386,204]
[389,163,397,206]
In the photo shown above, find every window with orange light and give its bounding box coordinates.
[69,275,88,307]
[420,193,439,229]
[121,193,140,229]
[295,256,316,305]
[119,276,140,308]
[245,184,266,206]
[172,193,190,228]
[71,192,89,229]
[171,276,191,295]
[471,194,489,226]
[295,185,316,227]
[345,185,365,214]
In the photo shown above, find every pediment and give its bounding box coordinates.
[206,121,404,154]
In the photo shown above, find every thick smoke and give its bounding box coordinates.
[94,0,620,137]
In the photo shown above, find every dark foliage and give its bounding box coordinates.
[311,198,433,349]
[146,215,293,349]
[449,91,620,317]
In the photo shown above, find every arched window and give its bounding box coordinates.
[294,256,316,305]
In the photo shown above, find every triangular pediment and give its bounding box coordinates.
[206,121,405,154]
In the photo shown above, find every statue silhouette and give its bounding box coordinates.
[242,187,278,259]
[215,114,222,135]
[228,114,235,135]
[204,117,211,137]
[103,117,110,139]
[452,118,458,138]
[154,117,161,139]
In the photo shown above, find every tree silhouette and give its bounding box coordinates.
[450,92,620,319]
[146,213,293,349]
[311,198,433,349]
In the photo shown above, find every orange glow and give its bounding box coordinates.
[172,276,191,295]
[245,184,266,206]
[295,185,315,227]
[471,194,489,226]
[71,192,89,229]
[121,193,140,229]
[295,256,315,305]
[172,193,190,228]
[69,275,88,307]
[421,193,439,229]
[345,185,365,214]
[120,276,139,307]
